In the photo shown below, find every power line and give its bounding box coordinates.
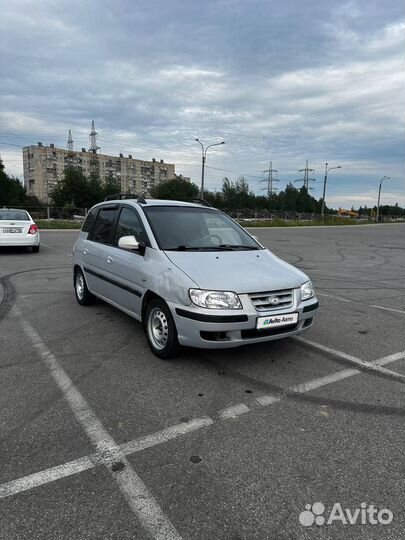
[205,165,264,179]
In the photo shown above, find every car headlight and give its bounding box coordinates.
[189,289,242,309]
[300,281,314,301]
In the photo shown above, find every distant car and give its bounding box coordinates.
[0,208,40,252]
[72,196,318,359]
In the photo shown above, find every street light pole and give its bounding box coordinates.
[194,138,225,198]
[321,163,342,221]
[376,176,390,223]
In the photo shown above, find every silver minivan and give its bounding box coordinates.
[72,196,318,358]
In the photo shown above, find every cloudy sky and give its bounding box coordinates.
[0,0,404,208]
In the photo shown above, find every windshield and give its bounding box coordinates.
[144,206,262,251]
[0,209,30,221]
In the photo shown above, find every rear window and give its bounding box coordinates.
[0,209,30,220]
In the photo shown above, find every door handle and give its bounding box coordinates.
[83,248,88,255]
[106,256,114,264]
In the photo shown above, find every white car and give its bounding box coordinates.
[0,208,40,252]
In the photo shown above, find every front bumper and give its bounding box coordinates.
[169,292,319,349]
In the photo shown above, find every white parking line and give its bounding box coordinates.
[369,304,405,315]
[255,350,405,406]
[2,319,404,505]
[19,315,182,540]
[255,394,281,406]
[290,367,360,394]
[40,242,72,257]
[317,292,405,314]
[0,418,213,500]
[218,403,250,420]
[295,336,405,383]
[317,292,352,303]
[374,351,405,367]
[119,417,214,455]
[255,368,360,408]
[0,454,96,498]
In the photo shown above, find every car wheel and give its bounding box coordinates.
[145,299,179,359]
[32,245,40,253]
[74,268,95,306]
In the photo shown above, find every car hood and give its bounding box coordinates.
[164,249,308,293]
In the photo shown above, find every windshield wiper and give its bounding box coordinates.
[166,245,240,251]
[218,244,260,250]
[166,245,199,251]
[166,244,260,251]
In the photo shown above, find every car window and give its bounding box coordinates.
[0,209,30,220]
[82,207,98,233]
[90,207,118,244]
[204,214,241,245]
[144,206,260,250]
[115,207,148,244]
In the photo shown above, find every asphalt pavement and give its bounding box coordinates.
[0,224,404,540]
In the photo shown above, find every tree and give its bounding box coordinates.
[221,177,237,208]
[296,186,316,213]
[0,158,27,206]
[102,174,121,200]
[282,183,299,211]
[50,167,104,208]
[220,176,254,209]
[150,175,199,200]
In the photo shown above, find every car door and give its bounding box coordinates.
[101,205,150,316]
[82,205,119,296]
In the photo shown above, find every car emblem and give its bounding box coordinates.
[268,296,280,305]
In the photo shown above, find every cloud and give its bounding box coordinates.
[327,190,405,209]
[0,0,403,208]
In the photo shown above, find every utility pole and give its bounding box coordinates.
[321,163,342,221]
[262,161,279,196]
[194,138,225,198]
[295,160,316,190]
[376,176,390,223]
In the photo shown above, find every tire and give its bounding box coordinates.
[145,299,179,359]
[32,245,40,253]
[74,268,95,306]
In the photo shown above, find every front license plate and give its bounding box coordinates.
[257,312,298,330]
[3,228,22,233]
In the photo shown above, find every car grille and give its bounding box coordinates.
[249,289,294,312]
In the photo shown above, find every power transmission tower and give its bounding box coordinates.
[295,160,316,190]
[88,120,100,153]
[88,120,100,179]
[67,130,74,152]
[262,160,279,196]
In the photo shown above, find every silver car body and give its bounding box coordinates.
[72,199,318,349]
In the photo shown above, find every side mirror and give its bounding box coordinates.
[118,235,140,251]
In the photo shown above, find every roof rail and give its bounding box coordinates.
[104,193,147,204]
[182,198,212,207]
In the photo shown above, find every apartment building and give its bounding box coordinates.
[23,143,178,202]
